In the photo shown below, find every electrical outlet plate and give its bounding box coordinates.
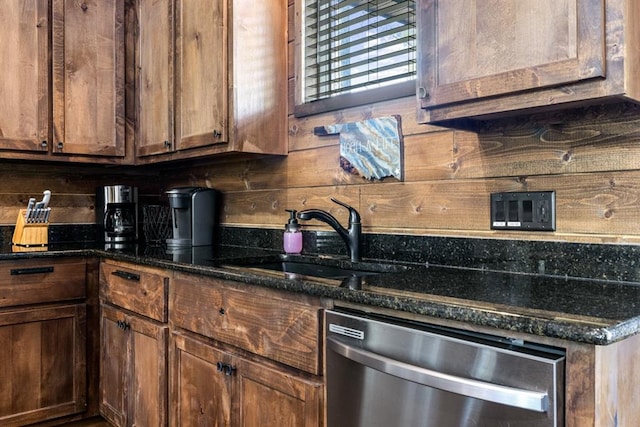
[490,191,556,231]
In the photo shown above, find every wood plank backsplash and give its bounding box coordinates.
[2,1,640,245]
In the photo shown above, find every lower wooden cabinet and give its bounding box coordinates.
[100,304,168,427]
[170,331,323,427]
[0,304,87,426]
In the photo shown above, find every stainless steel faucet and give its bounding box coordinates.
[297,198,361,262]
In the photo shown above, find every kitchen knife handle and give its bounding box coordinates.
[112,270,141,281]
[11,266,54,275]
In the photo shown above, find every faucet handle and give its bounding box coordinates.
[330,198,361,223]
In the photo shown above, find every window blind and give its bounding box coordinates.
[303,0,416,103]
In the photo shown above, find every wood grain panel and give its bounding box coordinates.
[230,0,288,154]
[288,96,437,151]
[0,0,49,153]
[160,156,288,192]
[171,273,322,374]
[452,107,640,179]
[52,0,125,157]
[100,260,169,322]
[0,258,86,307]
[359,171,640,235]
[0,304,86,425]
[221,186,359,227]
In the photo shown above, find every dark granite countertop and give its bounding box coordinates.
[3,241,640,346]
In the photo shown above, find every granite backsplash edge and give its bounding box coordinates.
[1,224,639,283]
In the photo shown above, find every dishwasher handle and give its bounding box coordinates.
[327,336,549,413]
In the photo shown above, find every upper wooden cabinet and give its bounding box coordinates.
[0,0,49,153]
[417,0,640,124]
[0,0,126,162]
[52,0,125,158]
[136,0,174,158]
[135,0,287,162]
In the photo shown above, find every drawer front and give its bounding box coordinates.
[171,273,322,375]
[100,260,169,322]
[0,258,86,307]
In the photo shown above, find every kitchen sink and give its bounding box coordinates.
[239,261,380,279]
[216,254,407,281]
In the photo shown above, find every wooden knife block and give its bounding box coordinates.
[12,209,49,251]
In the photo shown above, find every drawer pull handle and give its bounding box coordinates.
[216,361,236,376]
[112,270,140,281]
[11,266,54,275]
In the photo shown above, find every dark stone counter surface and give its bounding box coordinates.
[3,236,640,346]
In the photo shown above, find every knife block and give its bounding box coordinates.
[12,209,49,250]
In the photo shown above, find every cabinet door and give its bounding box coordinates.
[0,0,49,153]
[175,0,228,151]
[417,0,605,121]
[100,305,129,427]
[170,332,234,427]
[237,357,322,427]
[129,312,169,427]
[101,304,168,427]
[52,0,125,157]
[0,304,87,426]
[136,0,174,157]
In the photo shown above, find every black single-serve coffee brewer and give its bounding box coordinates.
[166,187,218,248]
[96,185,138,248]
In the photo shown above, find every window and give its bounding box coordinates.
[296,0,416,117]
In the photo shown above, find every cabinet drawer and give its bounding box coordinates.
[100,260,169,322]
[0,258,86,308]
[171,272,322,375]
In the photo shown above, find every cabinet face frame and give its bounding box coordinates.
[51,0,125,157]
[417,0,606,110]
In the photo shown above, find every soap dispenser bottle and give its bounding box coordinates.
[283,209,303,254]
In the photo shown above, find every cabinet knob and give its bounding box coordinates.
[216,361,236,376]
[418,87,430,100]
[116,320,130,330]
[213,130,222,139]
[219,307,226,315]
[164,140,171,149]
[57,141,64,151]
[40,140,48,149]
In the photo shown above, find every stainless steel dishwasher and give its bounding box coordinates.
[325,309,565,427]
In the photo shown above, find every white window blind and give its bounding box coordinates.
[302,0,416,106]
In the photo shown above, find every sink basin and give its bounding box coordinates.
[241,261,380,279]
[217,254,407,281]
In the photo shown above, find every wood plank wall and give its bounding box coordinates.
[2,0,640,246]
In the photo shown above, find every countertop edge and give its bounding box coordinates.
[3,248,635,346]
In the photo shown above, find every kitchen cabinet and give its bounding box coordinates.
[417,0,640,124]
[52,0,125,158]
[135,0,287,162]
[0,0,126,162]
[0,0,49,153]
[99,260,169,427]
[0,258,87,426]
[171,331,323,427]
[170,271,324,426]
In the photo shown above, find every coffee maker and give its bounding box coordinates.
[96,185,138,247]
[166,187,218,248]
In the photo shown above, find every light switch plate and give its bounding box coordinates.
[490,191,556,231]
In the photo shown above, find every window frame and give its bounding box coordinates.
[294,0,416,117]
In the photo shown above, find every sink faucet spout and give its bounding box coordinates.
[297,198,361,261]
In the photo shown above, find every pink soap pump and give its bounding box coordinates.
[283,209,303,254]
